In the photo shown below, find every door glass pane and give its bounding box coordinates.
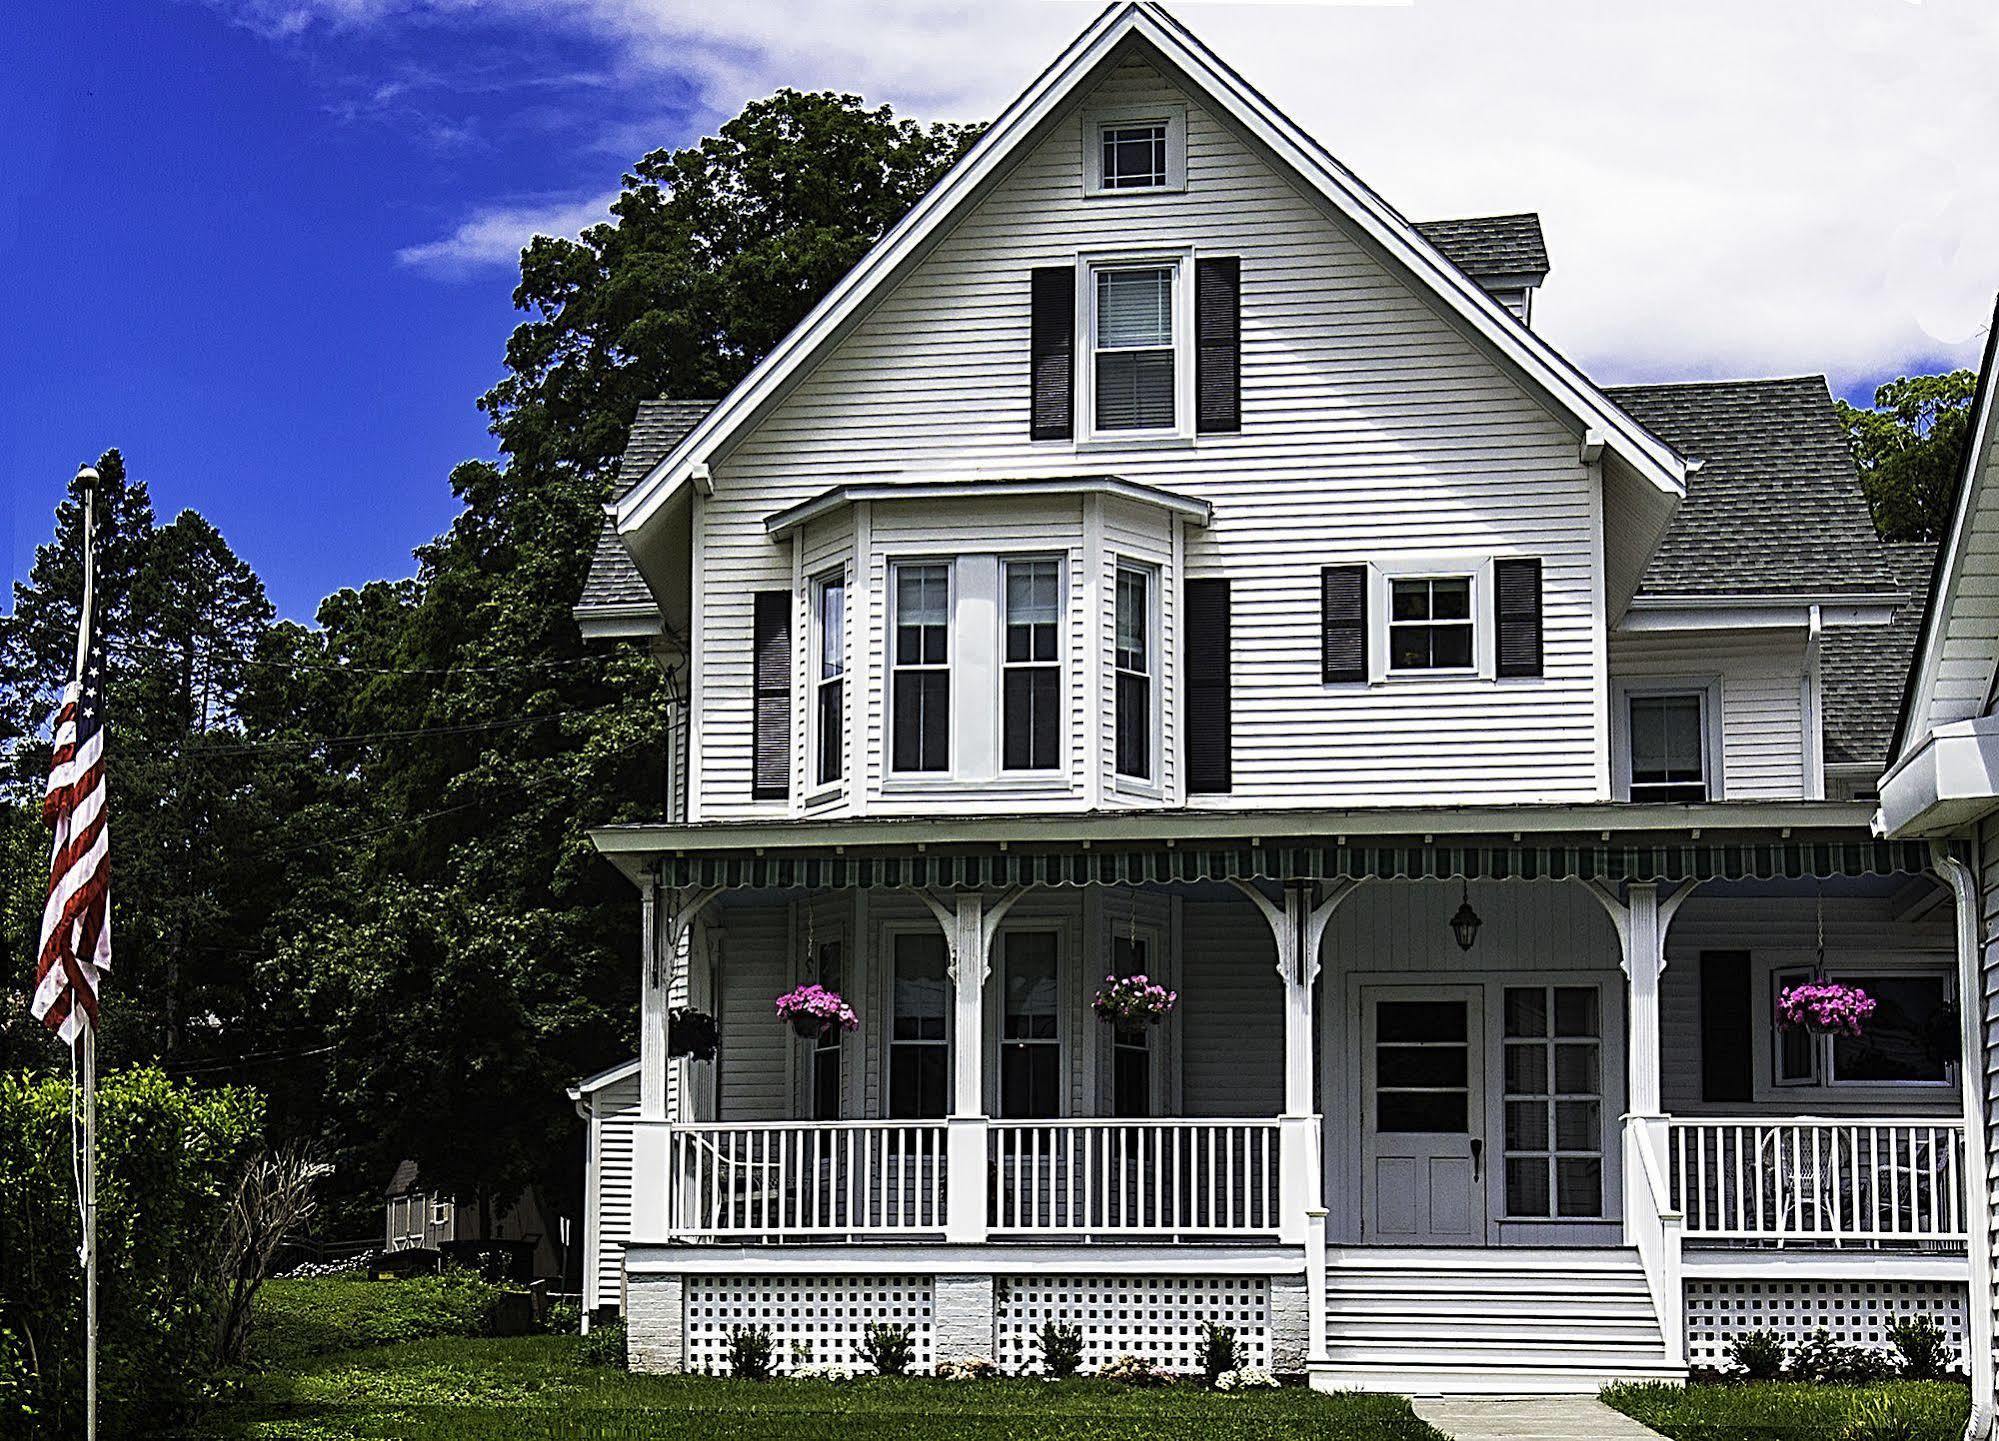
[1376,1045,1468,1089]
[1553,1043,1600,1094]
[1505,988,1548,1039]
[1504,1043,1547,1095]
[1377,1001,1466,1043]
[1506,1158,1549,1217]
[1505,1099,1548,1151]
[1553,987,1598,1037]
[1374,998,1469,1134]
[1503,985,1604,1220]
[1555,1100,1599,1150]
[1556,1157,1602,1218]
[1376,1090,1467,1133]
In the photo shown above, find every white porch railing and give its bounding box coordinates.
[1667,1118,1967,1246]
[663,1121,947,1238]
[988,1119,1282,1236]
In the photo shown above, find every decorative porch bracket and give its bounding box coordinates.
[633,877,719,1240]
[921,886,1027,1243]
[1929,845,1997,1437]
[1586,877,1693,1369]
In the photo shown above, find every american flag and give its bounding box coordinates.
[33,635,110,1044]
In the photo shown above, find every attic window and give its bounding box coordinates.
[1084,105,1186,195]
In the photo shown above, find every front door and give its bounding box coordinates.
[1362,986,1487,1243]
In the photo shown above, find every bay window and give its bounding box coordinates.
[813,572,844,787]
[1002,558,1061,772]
[1114,564,1153,782]
[891,562,950,773]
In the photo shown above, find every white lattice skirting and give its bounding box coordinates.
[683,1275,935,1375]
[996,1275,1270,1375]
[1684,1280,1969,1366]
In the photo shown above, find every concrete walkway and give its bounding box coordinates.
[1412,1396,1668,1441]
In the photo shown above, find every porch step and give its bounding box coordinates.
[1318,1246,1680,1395]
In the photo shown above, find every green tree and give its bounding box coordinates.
[1836,369,1979,540]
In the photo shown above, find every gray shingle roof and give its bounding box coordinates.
[577,398,716,614]
[386,1158,420,1198]
[1607,378,1900,599]
[1822,540,1938,770]
[1413,213,1549,281]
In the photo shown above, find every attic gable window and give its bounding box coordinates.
[1083,105,1186,196]
[1101,122,1167,188]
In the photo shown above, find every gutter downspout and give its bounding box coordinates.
[1932,843,1996,1439]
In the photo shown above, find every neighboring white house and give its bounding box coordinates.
[382,1160,564,1282]
[1875,301,1999,1438]
[569,1,1985,1396]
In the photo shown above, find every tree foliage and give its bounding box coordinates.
[1835,369,1979,540]
[0,90,972,1240]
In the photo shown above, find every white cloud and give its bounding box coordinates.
[395,191,619,275]
[254,0,1999,387]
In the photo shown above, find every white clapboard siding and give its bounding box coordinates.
[1609,630,1808,799]
[690,55,1610,819]
[716,906,793,1121]
[585,1070,639,1314]
[1178,897,1285,1117]
[1660,894,1958,1116]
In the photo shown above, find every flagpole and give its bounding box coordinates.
[73,464,99,1441]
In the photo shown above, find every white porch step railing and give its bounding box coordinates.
[1667,1118,1966,1245]
[987,1119,1282,1236]
[663,1121,947,1239]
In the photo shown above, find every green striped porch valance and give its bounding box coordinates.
[654,835,1948,892]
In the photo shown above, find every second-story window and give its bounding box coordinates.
[1115,564,1153,781]
[1388,576,1474,671]
[1093,266,1176,433]
[814,573,844,787]
[1628,692,1707,802]
[892,563,950,773]
[1003,558,1061,771]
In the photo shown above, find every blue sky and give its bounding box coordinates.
[6,1,1994,621]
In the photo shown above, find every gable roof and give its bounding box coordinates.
[1891,296,1999,761]
[613,1,1686,540]
[1412,214,1548,283]
[1605,377,1900,600]
[577,399,716,617]
[385,1158,420,1198]
[1823,540,1938,769]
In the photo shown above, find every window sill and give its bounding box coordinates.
[1111,776,1164,800]
[1371,668,1486,686]
[1082,182,1188,199]
[1074,433,1195,454]
[803,782,844,806]
[880,775,1077,795]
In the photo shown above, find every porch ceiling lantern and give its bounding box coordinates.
[1449,880,1481,952]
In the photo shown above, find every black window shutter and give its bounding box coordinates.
[1495,557,1544,678]
[752,590,791,800]
[1030,267,1075,440]
[1320,565,1368,683]
[1698,951,1753,1103]
[1184,578,1231,794]
[1195,256,1241,434]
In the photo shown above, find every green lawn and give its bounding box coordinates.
[1602,1379,1972,1441]
[186,1334,1446,1440]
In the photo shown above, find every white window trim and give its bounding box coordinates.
[1363,553,1496,683]
[1111,558,1163,796]
[1082,103,1187,197]
[807,566,847,800]
[999,554,1068,779]
[1076,248,1196,448]
[887,558,955,779]
[1611,676,1725,802]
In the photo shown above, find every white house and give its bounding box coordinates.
[1875,301,1999,1437]
[570,2,1985,1396]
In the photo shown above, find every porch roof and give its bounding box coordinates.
[591,802,1949,891]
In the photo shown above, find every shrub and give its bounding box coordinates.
[1095,1353,1173,1387]
[1789,1329,1895,1385]
[1198,1323,1239,1387]
[860,1323,914,1377]
[576,1317,628,1369]
[1889,1317,1956,1382]
[544,1301,582,1336]
[1726,1329,1787,1381]
[727,1325,774,1380]
[1036,1321,1083,1379]
[936,1356,1001,1381]
[0,1067,261,1439]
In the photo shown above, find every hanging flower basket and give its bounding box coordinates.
[1775,982,1876,1037]
[774,983,859,1040]
[667,1007,719,1062]
[1093,974,1178,1027]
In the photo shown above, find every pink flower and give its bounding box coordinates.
[1092,974,1179,1027]
[1775,982,1876,1038]
[775,983,860,1032]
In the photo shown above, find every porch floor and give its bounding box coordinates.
[1412,1397,1668,1438]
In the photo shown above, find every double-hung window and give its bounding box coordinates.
[1388,576,1474,671]
[1093,265,1177,433]
[1000,931,1061,1118]
[890,933,949,1119]
[1109,933,1153,1118]
[1115,564,1153,782]
[1628,692,1708,802]
[1002,559,1062,772]
[811,940,844,1121]
[891,563,950,773]
[813,573,844,787]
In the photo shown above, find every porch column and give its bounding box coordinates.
[1932,847,1997,1436]
[923,887,1024,1243]
[633,879,717,1239]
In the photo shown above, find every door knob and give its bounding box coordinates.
[1470,1137,1484,1181]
